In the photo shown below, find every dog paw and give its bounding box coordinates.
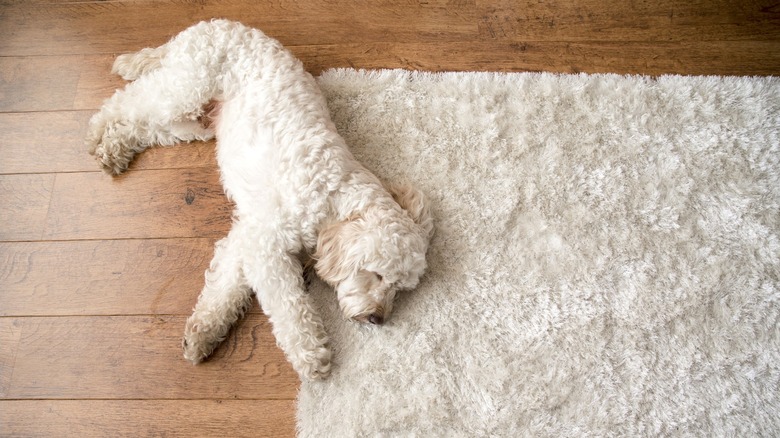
[112,53,143,81]
[295,346,332,380]
[91,143,133,176]
[86,116,137,175]
[182,316,223,364]
[112,47,163,81]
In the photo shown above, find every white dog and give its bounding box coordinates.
[86,20,433,380]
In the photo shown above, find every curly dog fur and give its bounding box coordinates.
[85,20,434,380]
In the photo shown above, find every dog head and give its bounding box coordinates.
[314,183,434,325]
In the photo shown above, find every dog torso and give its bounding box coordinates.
[166,20,384,253]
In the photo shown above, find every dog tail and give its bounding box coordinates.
[112,45,167,81]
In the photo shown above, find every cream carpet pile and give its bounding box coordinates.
[297,70,779,436]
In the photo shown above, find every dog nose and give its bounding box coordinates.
[368,314,384,325]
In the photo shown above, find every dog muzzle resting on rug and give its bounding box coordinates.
[85,19,434,380]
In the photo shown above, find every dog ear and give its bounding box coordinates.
[314,216,365,285]
[384,182,434,240]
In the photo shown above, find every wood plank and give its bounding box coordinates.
[5,315,299,399]
[0,400,295,438]
[65,39,780,104]
[0,56,83,112]
[43,169,232,240]
[292,40,780,76]
[0,111,93,174]
[0,319,23,397]
[0,111,217,174]
[0,0,477,56]
[0,239,269,316]
[0,53,121,112]
[1,1,778,59]
[18,39,780,114]
[0,174,55,241]
[476,0,780,43]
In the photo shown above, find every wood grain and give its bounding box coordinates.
[0,0,477,56]
[0,239,268,316]
[477,0,780,42]
[0,53,122,112]
[3,315,298,399]
[2,1,779,58]
[43,169,232,240]
[0,56,83,112]
[0,400,296,437]
[291,40,780,77]
[0,319,22,397]
[0,111,94,174]
[0,174,55,241]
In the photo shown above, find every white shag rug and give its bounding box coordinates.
[297,70,780,436]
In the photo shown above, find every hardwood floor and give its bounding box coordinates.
[1,1,778,436]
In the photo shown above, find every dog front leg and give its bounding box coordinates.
[183,225,252,364]
[242,249,332,380]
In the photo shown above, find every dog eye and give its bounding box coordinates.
[375,273,383,282]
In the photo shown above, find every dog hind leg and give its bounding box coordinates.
[183,223,253,364]
[86,64,216,175]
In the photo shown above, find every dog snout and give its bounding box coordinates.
[368,314,384,325]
